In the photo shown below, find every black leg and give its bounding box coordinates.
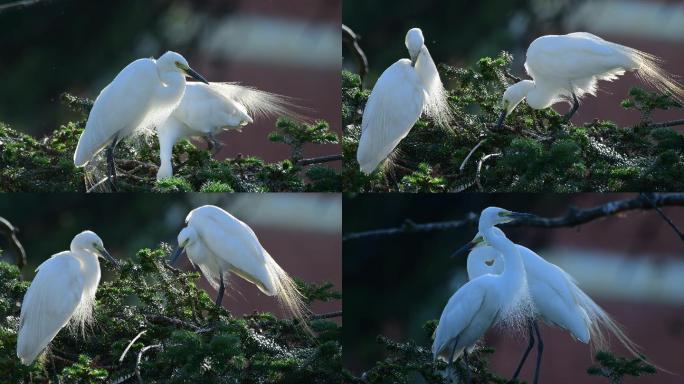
[106,139,118,190]
[564,93,580,121]
[532,321,543,384]
[462,350,472,384]
[205,134,222,156]
[446,341,459,382]
[510,319,535,382]
[215,273,225,307]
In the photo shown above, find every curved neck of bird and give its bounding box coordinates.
[156,70,186,105]
[480,225,524,291]
[73,248,102,292]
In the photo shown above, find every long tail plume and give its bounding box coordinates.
[264,256,312,334]
[629,48,684,104]
[208,82,311,122]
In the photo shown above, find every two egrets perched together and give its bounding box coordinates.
[432,207,644,384]
[357,28,684,174]
[73,51,302,188]
[16,205,310,365]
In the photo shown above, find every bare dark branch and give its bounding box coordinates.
[0,217,27,270]
[342,24,369,83]
[645,118,684,129]
[343,193,684,242]
[296,154,344,166]
[311,311,342,320]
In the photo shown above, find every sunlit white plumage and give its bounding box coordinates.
[16,231,118,365]
[432,208,531,369]
[357,27,452,174]
[156,82,302,180]
[171,205,308,324]
[501,32,684,120]
[73,51,208,183]
[466,227,640,354]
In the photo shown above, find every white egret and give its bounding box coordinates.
[73,51,209,186]
[357,27,452,174]
[156,82,303,180]
[16,231,118,365]
[432,207,534,382]
[498,32,684,127]
[170,205,308,325]
[456,226,642,384]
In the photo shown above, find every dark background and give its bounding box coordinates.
[0,0,341,163]
[343,193,684,383]
[343,0,684,127]
[0,193,342,318]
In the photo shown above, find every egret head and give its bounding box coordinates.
[71,230,119,268]
[496,80,535,129]
[170,226,198,264]
[478,207,536,230]
[405,28,425,66]
[157,51,209,84]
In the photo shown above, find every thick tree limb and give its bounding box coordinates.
[0,217,27,270]
[343,193,684,242]
[645,118,684,129]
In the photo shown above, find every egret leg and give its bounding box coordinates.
[532,321,543,384]
[447,341,459,383]
[215,273,225,307]
[106,137,119,190]
[564,93,580,121]
[509,320,535,383]
[462,350,472,384]
[205,134,222,156]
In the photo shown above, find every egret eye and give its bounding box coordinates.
[485,259,495,266]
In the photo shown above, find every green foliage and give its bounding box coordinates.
[342,53,684,192]
[344,320,657,384]
[587,351,656,383]
[0,246,341,383]
[1,97,341,192]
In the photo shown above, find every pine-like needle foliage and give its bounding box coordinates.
[343,52,684,192]
[0,246,341,383]
[0,95,341,192]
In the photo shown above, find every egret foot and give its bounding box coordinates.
[215,273,225,307]
[563,93,580,121]
[509,319,535,383]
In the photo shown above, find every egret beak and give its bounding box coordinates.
[96,246,120,269]
[495,110,506,130]
[410,54,418,67]
[170,246,185,265]
[185,67,209,84]
[504,211,538,223]
[450,236,485,258]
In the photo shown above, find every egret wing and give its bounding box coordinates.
[187,206,273,294]
[525,34,630,84]
[432,280,493,361]
[74,59,159,166]
[172,83,252,133]
[357,59,425,173]
[17,253,84,364]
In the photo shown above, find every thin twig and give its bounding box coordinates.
[459,139,485,173]
[135,344,162,384]
[119,330,147,363]
[475,153,501,190]
[343,193,684,241]
[311,311,342,320]
[296,154,344,166]
[640,193,684,240]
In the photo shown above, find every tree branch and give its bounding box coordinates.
[343,193,684,242]
[135,344,162,384]
[645,118,684,129]
[296,154,343,166]
[311,311,342,320]
[0,217,27,270]
[342,24,369,83]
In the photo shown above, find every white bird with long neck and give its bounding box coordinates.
[156,82,304,180]
[16,231,119,365]
[456,226,642,384]
[73,51,209,186]
[498,32,684,127]
[432,207,533,382]
[170,205,308,326]
[357,27,452,174]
